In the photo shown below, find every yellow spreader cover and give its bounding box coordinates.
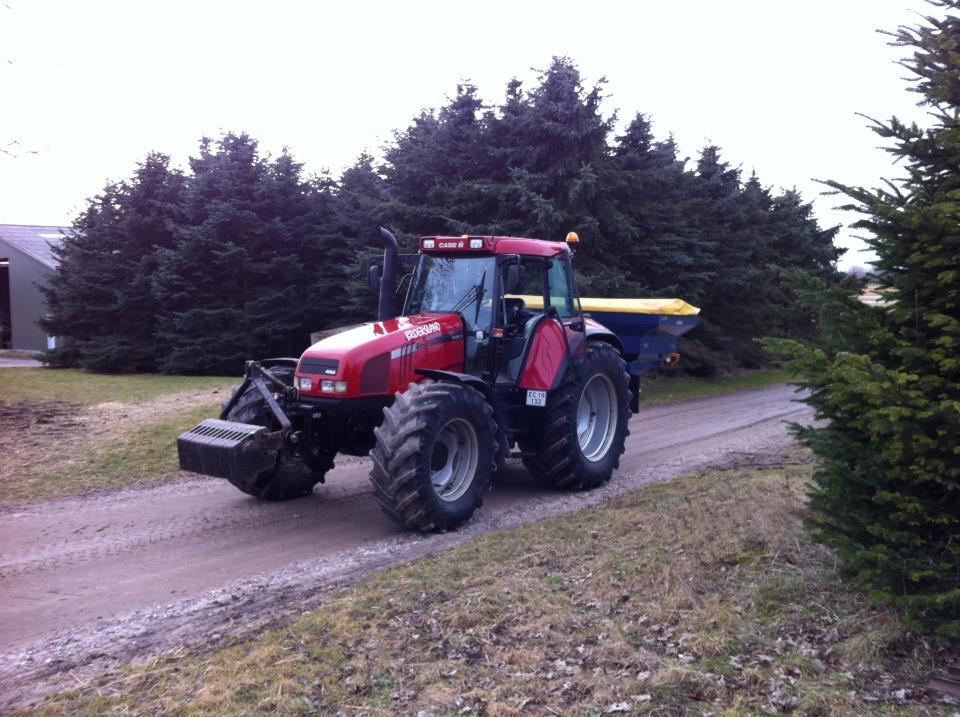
[511,295,700,316]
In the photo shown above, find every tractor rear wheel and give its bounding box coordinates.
[369,381,497,532]
[224,368,333,500]
[522,342,631,490]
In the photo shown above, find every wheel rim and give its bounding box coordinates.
[430,418,479,502]
[577,374,617,462]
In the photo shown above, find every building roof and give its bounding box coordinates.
[0,224,73,269]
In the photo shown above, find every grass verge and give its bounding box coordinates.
[0,368,235,502]
[3,403,226,502]
[0,367,234,404]
[25,450,954,716]
[640,369,794,406]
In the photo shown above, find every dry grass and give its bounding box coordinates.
[0,367,235,405]
[0,369,235,502]
[23,450,957,716]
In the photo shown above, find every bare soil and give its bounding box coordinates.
[0,401,88,480]
[0,387,231,497]
[0,384,810,713]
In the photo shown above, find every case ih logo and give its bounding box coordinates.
[404,322,442,341]
[438,240,464,249]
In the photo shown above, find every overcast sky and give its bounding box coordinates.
[0,0,933,269]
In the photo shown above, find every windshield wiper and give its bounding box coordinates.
[474,271,487,324]
[449,271,486,318]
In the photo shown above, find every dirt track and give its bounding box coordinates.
[0,384,811,711]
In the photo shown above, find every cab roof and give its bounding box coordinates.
[419,235,568,258]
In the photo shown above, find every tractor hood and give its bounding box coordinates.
[295,313,466,399]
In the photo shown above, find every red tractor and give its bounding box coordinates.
[178,229,698,531]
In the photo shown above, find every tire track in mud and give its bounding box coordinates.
[0,479,374,579]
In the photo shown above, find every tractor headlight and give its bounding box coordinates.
[317,379,348,394]
[298,377,312,391]
[469,238,483,249]
[422,239,435,249]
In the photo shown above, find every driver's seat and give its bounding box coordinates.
[503,297,526,327]
[503,309,543,382]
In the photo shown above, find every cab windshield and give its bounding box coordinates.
[405,255,497,334]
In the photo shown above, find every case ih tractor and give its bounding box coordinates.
[178,229,699,531]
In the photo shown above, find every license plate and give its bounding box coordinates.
[525,390,547,407]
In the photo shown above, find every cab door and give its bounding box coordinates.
[545,253,586,360]
[516,253,585,391]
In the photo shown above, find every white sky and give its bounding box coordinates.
[0,0,933,269]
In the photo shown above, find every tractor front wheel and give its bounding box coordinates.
[522,342,631,490]
[369,381,497,532]
[224,368,333,500]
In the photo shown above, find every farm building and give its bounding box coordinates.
[0,224,70,352]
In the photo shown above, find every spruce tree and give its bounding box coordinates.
[323,153,390,325]
[152,134,314,374]
[372,57,842,372]
[766,1,960,635]
[605,115,714,301]
[41,153,184,371]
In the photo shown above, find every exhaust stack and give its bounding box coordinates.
[378,226,399,321]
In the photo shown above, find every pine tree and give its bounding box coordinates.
[764,188,842,340]
[766,1,960,635]
[372,57,841,372]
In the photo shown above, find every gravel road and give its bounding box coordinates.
[0,383,811,711]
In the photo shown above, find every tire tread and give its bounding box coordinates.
[369,381,497,532]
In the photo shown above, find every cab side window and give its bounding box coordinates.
[502,257,546,312]
[546,257,577,317]
[519,257,545,306]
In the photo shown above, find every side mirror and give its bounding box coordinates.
[504,264,524,294]
[367,265,382,292]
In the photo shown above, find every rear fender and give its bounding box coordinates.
[583,326,624,355]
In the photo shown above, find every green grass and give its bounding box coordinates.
[23,450,951,717]
[640,368,794,406]
[0,367,235,404]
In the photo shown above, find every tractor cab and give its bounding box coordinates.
[405,234,588,386]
